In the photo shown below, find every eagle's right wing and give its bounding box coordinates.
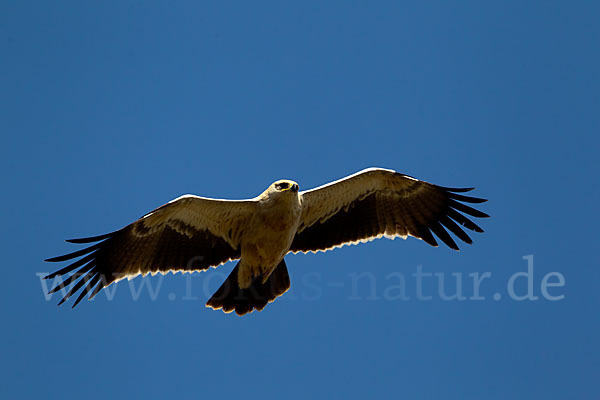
[45,195,255,307]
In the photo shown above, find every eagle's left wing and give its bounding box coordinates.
[289,168,488,254]
[45,195,255,307]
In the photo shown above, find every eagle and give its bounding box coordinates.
[45,168,489,315]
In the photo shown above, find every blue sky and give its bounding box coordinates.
[2,1,599,399]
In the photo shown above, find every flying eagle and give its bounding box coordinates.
[45,168,489,315]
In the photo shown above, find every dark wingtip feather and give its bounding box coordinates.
[55,272,93,306]
[45,256,64,263]
[439,216,473,245]
[439,186,475,193]
[66,231,115,243]
[447,209,484,233]
[43,252,97,279]
[45,242,103,262]
[449,199,490,219]
[48,263,95,294]
[429,221,460,250]
[468,225,484,233]
[417,226,439,248]
[72,274,100,308]
[448,192,488,204]
[49,284,65,294]
[88,277,106,300]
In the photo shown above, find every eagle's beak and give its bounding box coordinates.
[291,183,299,193]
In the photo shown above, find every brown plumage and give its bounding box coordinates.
[45,168,489,315]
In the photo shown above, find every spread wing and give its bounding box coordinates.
[45,195,255,307]
[290,168,489,254]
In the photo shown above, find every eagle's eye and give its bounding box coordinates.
[276,182,290,191]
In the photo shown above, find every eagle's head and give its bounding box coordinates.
[260,179,299,201]
[270,179,299,194]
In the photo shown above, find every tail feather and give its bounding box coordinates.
[206,260,290,316]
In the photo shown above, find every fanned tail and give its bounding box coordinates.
[206,259,290,316]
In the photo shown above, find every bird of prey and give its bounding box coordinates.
[45,168,489,315]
